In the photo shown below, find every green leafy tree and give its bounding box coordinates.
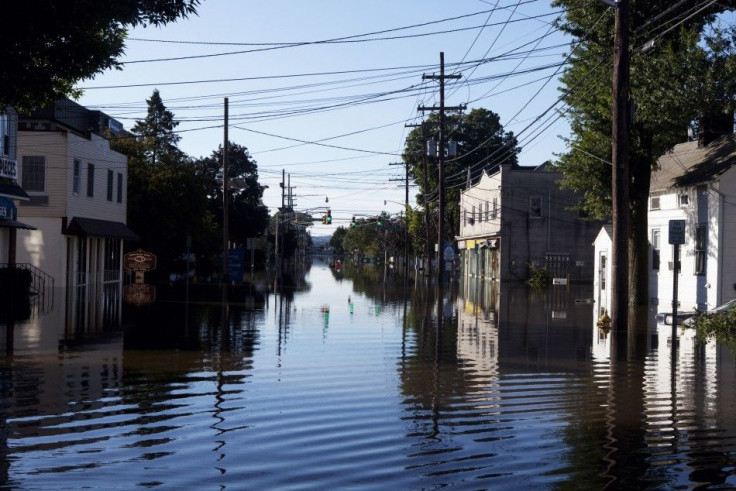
[194,141,270,247]
[552,1,736,318]
[1,1,200,111]
[402,108,518,246]
[330,226,348,254]
[111,91,214,279]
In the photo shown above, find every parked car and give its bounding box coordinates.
[681,298,736,327]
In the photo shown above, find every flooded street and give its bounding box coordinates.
[3,260,736,489]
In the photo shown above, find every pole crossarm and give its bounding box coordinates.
[418,104,466,112]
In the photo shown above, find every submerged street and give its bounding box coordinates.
[2,260,736,489]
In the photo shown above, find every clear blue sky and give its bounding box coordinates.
[77,0,573,235]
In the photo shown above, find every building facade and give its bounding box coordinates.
[15,99,137,329]
[457,163,601,284]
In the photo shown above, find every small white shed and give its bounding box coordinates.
[592,225,612,318]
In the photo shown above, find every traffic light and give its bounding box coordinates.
[376,216,382,227]
[350,216,356,227]
[327,209,332,224]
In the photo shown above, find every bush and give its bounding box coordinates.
[526,264,550,289]
[693,304,736,352]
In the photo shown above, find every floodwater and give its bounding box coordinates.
[2,259,736,489]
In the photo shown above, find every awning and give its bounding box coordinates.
[65,217,140,241]
[0,218,36,230]
[0,180,30,201]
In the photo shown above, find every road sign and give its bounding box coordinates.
[669,219,686,245]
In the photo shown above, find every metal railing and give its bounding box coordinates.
[0,262,55,315]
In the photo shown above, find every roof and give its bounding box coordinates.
[0,218,36,230]
[65,217,139,241]
[651,134,736,192]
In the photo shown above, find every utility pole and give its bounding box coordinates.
[419,52,462,283]
[611,0,630,330]
[389,161,410,270]
[222,97,229,282]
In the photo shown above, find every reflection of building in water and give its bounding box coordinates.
[496,283,594,369]
[1,283,122,353]
[457,279,499,378]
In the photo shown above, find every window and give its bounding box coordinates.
[117,172,123,203]
[87,163,95,197]
[695,224,706,275]
[678,193,689,207]
[651,229,660,271]
[650,196,660,210]
[485,201,489,222]
[470,205,476,224]
[599,253,607,290]
[530,196,542,217]
[106,169,114,202]
[21,156,45,192]
[0,114,8,156]
[491,198,498,219]
[73,159,81,195]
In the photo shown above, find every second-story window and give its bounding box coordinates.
[650,196,660,210]
[73,159,81,195]
[678,193,689,207]
[117,172,123,203]
[107,169,114,202]
[695,224,706,275]
[485,201,489,222]
[529,196,542,217]
[21,156,45,192]
[87,163,95,197]
[492,198,498,219]
[651,229,660,271]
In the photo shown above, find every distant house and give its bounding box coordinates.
[456,162,601,283]
[15,99,138,328]
[647,134,736,313]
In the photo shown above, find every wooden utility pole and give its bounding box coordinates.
[389,161,410,270]
[222,97,229,281]
[420,52,462,283]
[611,0,630,330]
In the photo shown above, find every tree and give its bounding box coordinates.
[330,226,348,254]
[131,90,185,166]
[552,1,736,321]
[0,1,200,112]
[194,141,270,247]
[402,108,518,246]
[111,91,214,279]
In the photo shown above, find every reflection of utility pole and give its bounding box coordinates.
[610,0,630,331]
[420,52,463,283]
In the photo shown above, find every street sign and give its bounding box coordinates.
[669,219,686,245]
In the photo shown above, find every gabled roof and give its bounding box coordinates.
[651,134,736,192]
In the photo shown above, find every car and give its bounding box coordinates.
[656,310,696,325]
[681,298,736,327]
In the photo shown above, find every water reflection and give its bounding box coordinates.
[2,264,736,488]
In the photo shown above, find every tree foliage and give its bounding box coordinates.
[402,108,518,244]
[552,0,736,312]
[194,142,270,246]
[1,0,200,111]
[111,91,215,278]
